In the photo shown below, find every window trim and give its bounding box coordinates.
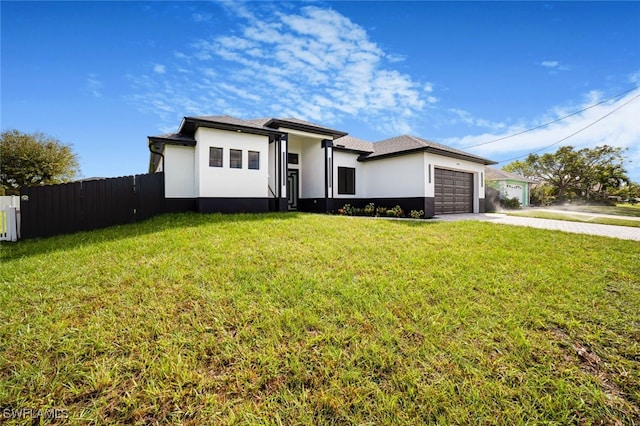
[230,149,242,169]
[209,147,223,168]
[337,166,356,195]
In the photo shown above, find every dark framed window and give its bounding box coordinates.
[288,153,299,164]
[230,149,242,169]
[338,167,356,195]
[248,151,260,170]
[209,147,223,167]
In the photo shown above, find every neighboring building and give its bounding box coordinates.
[485,167,537,207]
[148,115,497,217]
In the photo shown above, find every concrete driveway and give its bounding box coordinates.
[433,213,640,241]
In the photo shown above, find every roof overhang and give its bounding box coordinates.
[333,145,374,155]
[147,135,196,147]
[359,147,498,165]
[263,118,348,139]
[180,117,285,138]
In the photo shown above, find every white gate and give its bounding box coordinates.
[0,207,19,242]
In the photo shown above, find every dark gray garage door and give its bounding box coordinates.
[434,168,473,214]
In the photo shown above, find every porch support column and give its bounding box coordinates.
[321,139,333,213]
[279,134,288,212]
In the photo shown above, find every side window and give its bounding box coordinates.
[248,151,260,170]
[338,167,356,195]
[209,147,223,167]
[230,149,242,169]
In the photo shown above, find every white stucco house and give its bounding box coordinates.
[148,115,497,217]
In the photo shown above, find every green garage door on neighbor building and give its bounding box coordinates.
[434,168,474,214]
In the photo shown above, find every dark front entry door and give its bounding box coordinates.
[287,169,299,210]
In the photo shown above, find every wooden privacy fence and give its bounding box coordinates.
[20,173,164,239]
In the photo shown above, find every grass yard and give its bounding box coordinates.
[1,213,639,424]
[507,210,640,228]
[547,204,640,218]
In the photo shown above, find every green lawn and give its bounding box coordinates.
[1,213,639,424]
[507,210,640,228]
[546,204,640,218]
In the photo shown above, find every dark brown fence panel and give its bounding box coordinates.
[21,182,83,239]
[135,172,165,221]
[83,176,136,231]
[19,173,165,239]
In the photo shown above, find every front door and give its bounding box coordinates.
[287,169,299,210]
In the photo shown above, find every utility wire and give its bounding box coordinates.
[463,85,640,149]
[497,91,640,165]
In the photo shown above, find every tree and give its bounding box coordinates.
[503,145,628,204]
[502,159,539,181]
[0,130,80,195]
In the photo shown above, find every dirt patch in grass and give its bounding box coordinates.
[550,326,640,423]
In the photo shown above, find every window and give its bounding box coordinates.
[209,147,223,167]
[230,149,242,169]
[338,167,356,195]
[288,153,299,164]
[248,151,260,170]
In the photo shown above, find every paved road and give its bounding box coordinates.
[434,213,640,242]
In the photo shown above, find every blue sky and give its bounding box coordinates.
[3,1,640,181]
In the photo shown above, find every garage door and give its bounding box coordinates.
[434,168,473,214]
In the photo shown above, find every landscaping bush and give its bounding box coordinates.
[500,197,521,209]
[339,203,405,217]
[410,209,424,219]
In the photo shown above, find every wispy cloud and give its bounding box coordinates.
[447,108,507,132]
[192,12,212,22]
[127,3,429,135]
[446,84,640,178]
[86,74,103,97]
[540,59,570,72]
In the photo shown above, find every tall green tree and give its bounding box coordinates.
[0,130,80,195]
[503,145,628,203]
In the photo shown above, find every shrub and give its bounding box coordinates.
[388,205,404,217]
[341,204,355,216]
[410,209,424,219]
[500,197,521,209]
[364,203,375,216]
[376,206,387,216]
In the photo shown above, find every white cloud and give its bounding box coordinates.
[128,4,431,136]
[86,74,103,97]
[446,87,640,181]
[540,60,569,72]
[447,108,507,132]
[153,64,166,74]
[192,12,212,22]
[541,60,559,68]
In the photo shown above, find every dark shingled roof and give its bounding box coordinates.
[245,118,271,127]
[333,135,374,153]
[485,167,537,183]
[361,135,497,165]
